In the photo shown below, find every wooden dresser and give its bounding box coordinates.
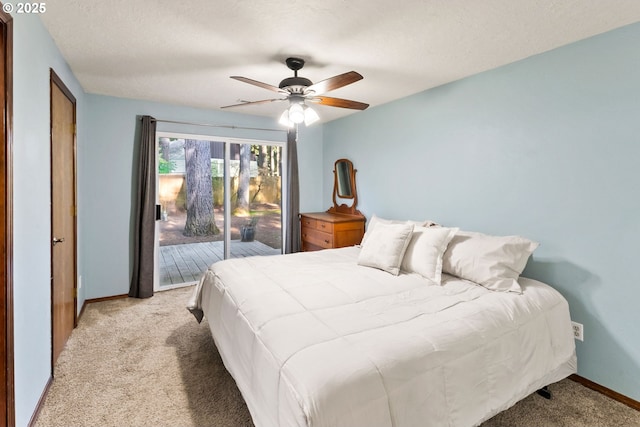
[300,212,366,251]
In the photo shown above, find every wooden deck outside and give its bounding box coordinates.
[159,240,281,286]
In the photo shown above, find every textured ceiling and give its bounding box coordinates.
[40,0,640,124]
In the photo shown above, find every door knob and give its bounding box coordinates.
[53,237,65,245]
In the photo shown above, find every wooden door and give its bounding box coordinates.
[50,71,77,368]
[1,7,14,426]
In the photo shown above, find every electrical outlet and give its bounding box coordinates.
[572,321,584,341]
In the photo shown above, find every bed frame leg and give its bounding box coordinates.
[537,386,552,400]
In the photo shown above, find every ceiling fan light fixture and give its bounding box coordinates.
[288,102,305,124]
[279,103,319,127]
[279,109,294,128]
[303,105,319,126]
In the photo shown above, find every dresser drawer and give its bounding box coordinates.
[300,217,317,229]
[301,227,333,249]
[315,220,333,233]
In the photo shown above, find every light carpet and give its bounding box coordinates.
[34,286,640,427]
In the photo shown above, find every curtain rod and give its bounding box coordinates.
[150,118,287,133]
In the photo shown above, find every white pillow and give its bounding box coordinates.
[442,231,539,293]
[401,226,458,284]
[358,222,415,275]
[361,214,431,246]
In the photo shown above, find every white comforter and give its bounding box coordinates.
[188,247,576,427]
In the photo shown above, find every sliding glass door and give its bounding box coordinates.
[155,133,284,290]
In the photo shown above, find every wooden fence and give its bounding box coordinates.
[159,174,281,212]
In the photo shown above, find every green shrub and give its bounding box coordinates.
[158,158,176,174]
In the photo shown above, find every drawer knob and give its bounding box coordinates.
[324,239,330,244]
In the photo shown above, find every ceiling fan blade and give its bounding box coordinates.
[309,96,369,110]
[304,71,363,95]
[220,98,286,109]
[230,76,288,94]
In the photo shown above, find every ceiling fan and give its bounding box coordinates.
[221,57,369,126]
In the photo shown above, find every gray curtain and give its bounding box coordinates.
[129,115,157,298]
[285,127,301,253]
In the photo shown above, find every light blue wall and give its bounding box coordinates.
[13,14,87,426]
[324,23,640,401]
[297,124,325,212]
[82,95,323,299]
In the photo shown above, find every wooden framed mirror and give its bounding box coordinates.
[328,159,362,216]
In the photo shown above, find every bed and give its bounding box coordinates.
[188,220,576,427]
